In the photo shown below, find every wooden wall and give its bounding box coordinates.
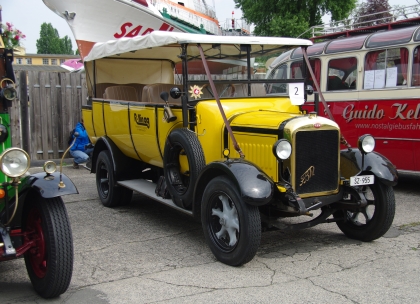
[12,71,87,160]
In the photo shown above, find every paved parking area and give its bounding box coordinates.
[1,166,419,303]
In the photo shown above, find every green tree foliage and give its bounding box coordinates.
[61,35,74,55]
[353,0,393,27]
[36,22,74,54]
[234,0,357,38]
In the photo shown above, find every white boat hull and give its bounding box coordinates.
[43,0,220,59]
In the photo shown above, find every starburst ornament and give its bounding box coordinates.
[189,85,204,99]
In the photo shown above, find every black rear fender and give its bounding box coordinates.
[92,136,145,181]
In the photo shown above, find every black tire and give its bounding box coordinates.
[96,150,133,207]
[201,176,261,266]
[334,181,395,241]
[164,128,205,209]
[23,195,73,298]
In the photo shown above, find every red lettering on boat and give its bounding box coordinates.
[114,22,133,38]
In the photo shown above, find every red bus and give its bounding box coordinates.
[266,16,420,173]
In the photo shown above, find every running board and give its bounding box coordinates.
[117,179,193,216]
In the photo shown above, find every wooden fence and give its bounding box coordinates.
[12,71,87,161]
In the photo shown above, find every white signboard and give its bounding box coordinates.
[288,82,305,105]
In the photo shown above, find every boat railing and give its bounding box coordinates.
[192,0,216,19]
[151,0,220,34]
[150,0,216,19]
[221,18,252,36]
[298,4,420,38]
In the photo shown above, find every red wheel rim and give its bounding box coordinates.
[26,207,47,278]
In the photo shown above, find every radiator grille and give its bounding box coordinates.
[294,130,339,195]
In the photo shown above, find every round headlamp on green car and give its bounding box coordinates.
[358,134,375,154]
[0,148,30,178]
[43,161,57,174]
[273,139,292,160]
[0,124,9,143]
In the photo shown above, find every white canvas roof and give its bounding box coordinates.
[84,31,313,63]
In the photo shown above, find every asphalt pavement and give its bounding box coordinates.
[1,165,419,303]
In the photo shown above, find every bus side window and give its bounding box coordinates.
[412,46,420,87]
[364,48,408,89]
[291,61,303,79]
[327,57,357,91]
[290,59,321,91]
[268,64,287,93]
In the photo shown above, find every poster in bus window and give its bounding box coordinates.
[385,66,398,87]
[364,70,375,89]
[374,70,385,88]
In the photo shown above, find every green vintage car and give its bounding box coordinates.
[0,48,77,298]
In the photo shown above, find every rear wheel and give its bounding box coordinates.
[23,196,73,298]
[201,176,261,266]
[334,181,395,241]
[96,150,133,207]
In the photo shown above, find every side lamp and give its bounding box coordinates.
[0,78,17,107]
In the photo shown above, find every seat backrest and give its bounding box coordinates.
[127,83,146,101]
[328,76,344,91]
[231,83,247,97]
[104,86,139,101]
[193,83,237,98]
[95,83,118,98]
[222,83,267,98]
[251,83,267,97]
[141,83,182,104]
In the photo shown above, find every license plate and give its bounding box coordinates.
[350,175,374,186]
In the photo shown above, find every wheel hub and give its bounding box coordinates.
[211,195,240,247]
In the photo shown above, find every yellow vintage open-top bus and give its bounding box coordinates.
[82,31,398,266]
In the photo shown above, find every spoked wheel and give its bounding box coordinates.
[23,195,73,298]
[164,128,205,209]
[202,176,261,266]
[334,180,395,241]
[96,150,133,207]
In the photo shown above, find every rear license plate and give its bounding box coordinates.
[350,175,374,186]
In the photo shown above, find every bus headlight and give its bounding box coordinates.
[358,134,375,154]
[0,148,30,178]
[273,139,292,160]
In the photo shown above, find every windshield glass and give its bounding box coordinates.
[177,44,305,101]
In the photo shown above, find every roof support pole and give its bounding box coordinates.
[197,44,244,158]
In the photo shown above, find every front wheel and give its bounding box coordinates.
[201,176,261,266]
[23,195,73,298]
[334,180,395,241]
[96,150,133,207]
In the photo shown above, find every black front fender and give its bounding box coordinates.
[195,159,274,207]
[340,148,398,187]
[28,172,78,198]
